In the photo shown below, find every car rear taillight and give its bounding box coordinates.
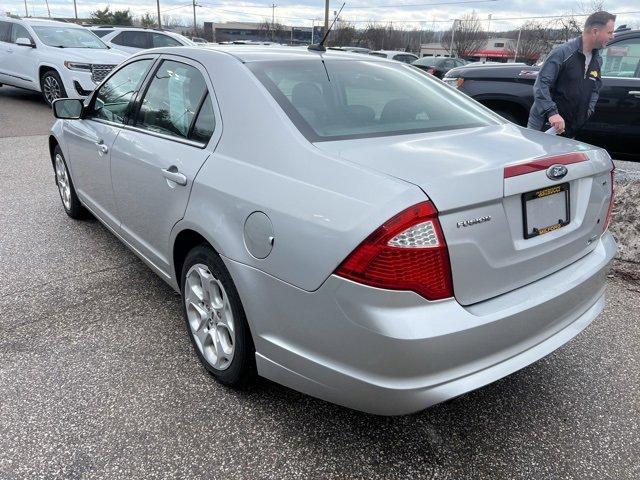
[335,201,454,301]
[604,168,616,233]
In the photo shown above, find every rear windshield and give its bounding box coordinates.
[248,59,496,142]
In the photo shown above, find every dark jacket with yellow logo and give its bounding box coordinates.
[527,36,603,137]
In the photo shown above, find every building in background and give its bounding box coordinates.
[203,21,321,44]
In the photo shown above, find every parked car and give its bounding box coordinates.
[0,17,128,105]
[369,50,418,63]
[96,27,195,54]
[443,29,640,160]
[329,46,370,54]
[412,56,467,78]
[49,46,616,415]
[189,36,208,44]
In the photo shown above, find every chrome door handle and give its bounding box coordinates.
[95,139,108,154]
[629,91,640,97]
[161,166,187,186]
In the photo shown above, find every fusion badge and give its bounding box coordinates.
[457,215,491,228]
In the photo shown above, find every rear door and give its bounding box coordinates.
[63,57,155,229]
[110,55,220,273]
[0,21,15,85]
[579,36,640,157]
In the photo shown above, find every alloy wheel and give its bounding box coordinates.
[54,154,72,210]
[43,75,62,104]
[184,264,235,370]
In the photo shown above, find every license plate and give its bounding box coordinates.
[522,183,570,239]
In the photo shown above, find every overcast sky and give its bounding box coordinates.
[1,0,638,30]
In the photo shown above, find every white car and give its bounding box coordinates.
[96,27,195,54]
[369,50,419,63]
[0,17,128,105]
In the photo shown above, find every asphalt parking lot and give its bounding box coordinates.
[0,86,639,479]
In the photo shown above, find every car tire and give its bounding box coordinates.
[495,109,520,125]
[41,70,67,106]
[181,245,256,387]
[53,145,88,219]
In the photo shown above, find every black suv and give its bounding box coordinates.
[443,29,640,160]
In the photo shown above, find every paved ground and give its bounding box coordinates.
[0,87,639,479]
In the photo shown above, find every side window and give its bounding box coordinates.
[393,54,418,64]
[135,60,210,140]
[90,59,153,124]
[0,21,11,43]
[92,29,113,38]
[190,94,216,144]
[113,31,149,49]
[10,24,33,43]
[444,59,455,69]
[601,39,640,78]
[152,33,181,48]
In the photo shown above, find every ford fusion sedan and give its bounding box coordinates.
[0,17,128,105]
[49,46,616,415]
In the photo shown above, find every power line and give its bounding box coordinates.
[342,0,500,9]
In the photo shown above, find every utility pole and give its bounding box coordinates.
[449,19,458,57]
[157,0,162,29]
[311,19,314,44]
[487,13,492,34]
[23,0,28,16]
[193,0,197,36]
[270,3,276,41]
[44,0,51,17]
[514,27,522,62]
[72,0,77,19]
[323,0,329,36]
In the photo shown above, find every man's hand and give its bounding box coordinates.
[548,114,565,134]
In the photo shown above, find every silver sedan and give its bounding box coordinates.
[49,46,616,415]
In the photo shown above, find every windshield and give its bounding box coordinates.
[32,26,107,49]
[249,59,498,142]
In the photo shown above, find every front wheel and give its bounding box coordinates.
[181,245,256,387]
[41,70,67,106]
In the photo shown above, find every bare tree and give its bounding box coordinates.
[258,19,288,43]
[506,21,555,64]
[330,22,357,46]
[441,12,488,57]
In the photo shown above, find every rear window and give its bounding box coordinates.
[249,59,496,142]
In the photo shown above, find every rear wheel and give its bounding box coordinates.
[181,245,255,386]
[41,70,67,106]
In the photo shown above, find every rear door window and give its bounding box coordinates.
[135,60,210,141]
[0,21,12,43]
[112,31,150,49]
[151,33,181,47]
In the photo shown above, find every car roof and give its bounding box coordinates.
[8,18,84,28]
[138,45,397,64]
[371,50,417,56]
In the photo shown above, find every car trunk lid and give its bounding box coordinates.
[315,124,614,305]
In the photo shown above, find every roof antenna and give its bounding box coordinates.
[308,2,345,52]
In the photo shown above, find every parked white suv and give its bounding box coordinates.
[95,27,195,54]
[0,17,128,105]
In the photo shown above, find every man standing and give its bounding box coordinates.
[528,11,616,137]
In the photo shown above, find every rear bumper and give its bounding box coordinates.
[226,232,617,416]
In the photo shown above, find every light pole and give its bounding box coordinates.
[157,0,162,29]
[323,0,329,35]
[487,13,492,34]
[449,18,459,57]
[514,27,522,62]
[73,0,77,19]
[193,0,198,36]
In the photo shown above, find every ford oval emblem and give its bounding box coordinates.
[546,164,568,180]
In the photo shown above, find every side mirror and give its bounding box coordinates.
[15,37,35,48]
[52,98,84,119]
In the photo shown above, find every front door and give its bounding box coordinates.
[579,36,640,158]
[63,57,155,228]
[6,23,38,89]
[110,56,219,273]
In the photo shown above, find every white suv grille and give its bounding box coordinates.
[91,64,117,84]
